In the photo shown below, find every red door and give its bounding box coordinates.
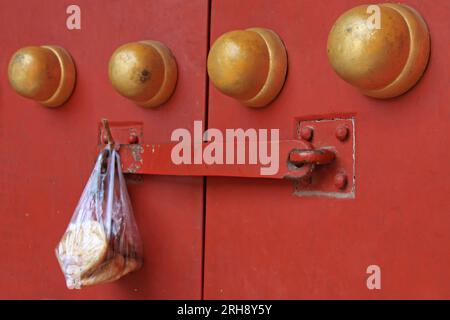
[1,0,449,300]
[0,0,208,299]
[204,0,450,299]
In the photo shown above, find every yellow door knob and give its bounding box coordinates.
[8,46,76,107]
[108,41,178,108]
[327,3,430,99]
[207,28,287,107]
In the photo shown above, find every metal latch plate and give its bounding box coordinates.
[294,117,355,198]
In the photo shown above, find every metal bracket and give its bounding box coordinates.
[294,117,355,198]
[97,121,339,181]
[99,121,143,146]
[97,119,355,198]
[117,140,322,180]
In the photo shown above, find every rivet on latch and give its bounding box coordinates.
[334,173,348,190]
[128,133,139,144]
[300,126,314,141]
[289,149,335,166]
[335,125,349,142]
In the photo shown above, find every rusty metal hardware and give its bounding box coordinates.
[101,119,115,147]
[99,123,338,181]
[8,45,76,107]
[207,28,287,107]
[327,3,430,99]
[289,149,336,166]
[108,41,178,108]
[96,119,354,197]
[116,140,321,180]
[294,117,355,198]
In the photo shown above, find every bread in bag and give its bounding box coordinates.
[56,220,108,280]
[80,254,125,287]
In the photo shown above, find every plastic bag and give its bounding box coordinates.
[56,146,143,289]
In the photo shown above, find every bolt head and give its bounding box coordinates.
[334,173,348,190]
[300,126,314,141]
[335,125,349,141]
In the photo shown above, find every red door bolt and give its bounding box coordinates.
[300,126,314,141]
[335,125,349,141]
[334,173,348,190]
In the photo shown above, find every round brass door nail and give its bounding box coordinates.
[108,41,178,108]
[327,3,430,99]
[8,45,76,107]
[207,28,288,108]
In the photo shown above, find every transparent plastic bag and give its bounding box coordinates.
[56,146,143,289]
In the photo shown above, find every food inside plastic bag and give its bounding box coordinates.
[56,146,143,289]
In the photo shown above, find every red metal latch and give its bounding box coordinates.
[116,140,335,180]
[98,118,354,198]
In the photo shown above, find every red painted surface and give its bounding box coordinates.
[1,0,449,300]
[204,0,450,299]
[0,0,208,299]
[118,140,315,180]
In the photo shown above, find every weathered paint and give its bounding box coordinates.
[0,0,208,299]
[204,0,450,299]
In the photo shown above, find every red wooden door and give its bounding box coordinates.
[0,0,208,299]
[1,0,449,300]
[204,0,450,299]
